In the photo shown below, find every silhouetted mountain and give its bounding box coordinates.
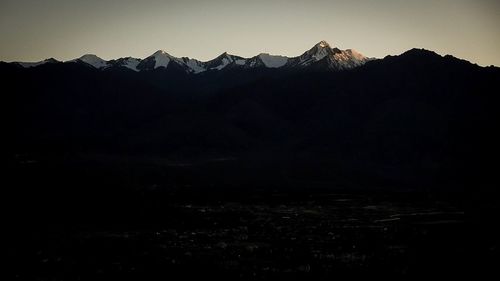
[2,45,498,193]
[13,57,60,68]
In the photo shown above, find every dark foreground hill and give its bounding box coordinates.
[3,48,499,193]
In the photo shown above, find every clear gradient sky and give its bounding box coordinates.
[1,0,499,66]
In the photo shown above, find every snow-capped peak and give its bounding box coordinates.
[204,52,245,70]
[213,53,234,70]
[308,41,338,61]
[152,50,169,56]
[136,50,210,73]
[76,54,109,69]
[288,41,338,66]
[150,50,175,68]
[284,41,370,70]
[317,40,331,48]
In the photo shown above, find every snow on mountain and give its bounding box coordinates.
[330,49,368,69]
[122,58,141,71]
[136,50,175,71]
[74,54,109,69]
[257,53,288,68]
[286,41,337,67]
[18,61,44,68]
[286,40,369,70]
[204,52,246,71]
[151,50,173,68]
[235,59,246,66]
[12,41,370,72]
[243,53,288,68]
[134,41,367,72]
[309,40,334,61]
[213,57,231,70]
[111,57,141,71]
[17,58,59,68]
[182,58,206,73]
[137,51,207,73]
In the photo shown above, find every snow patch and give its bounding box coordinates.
[258,53,288,68]
[235,59,246,65]
[185,58,206,73]
[330,49,368,69]
[318,40,330,48]
[152,50,171,68]
[76,54,109,69]
[311,47,330,61]
[123,58,140,71]
[18,61,46,68]
[212,57,232,70]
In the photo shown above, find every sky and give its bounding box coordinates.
[1,0,499,66]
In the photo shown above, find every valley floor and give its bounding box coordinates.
[9,193,466,280]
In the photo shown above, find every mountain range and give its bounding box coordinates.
[3,41,499,194]
[11,41,370,72]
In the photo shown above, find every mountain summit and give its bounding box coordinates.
[285,41,369,70]
[74,54,109,69]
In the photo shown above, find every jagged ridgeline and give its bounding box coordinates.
[11,41,370,72]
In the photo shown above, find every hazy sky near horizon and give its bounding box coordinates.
[1,0,499,66]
